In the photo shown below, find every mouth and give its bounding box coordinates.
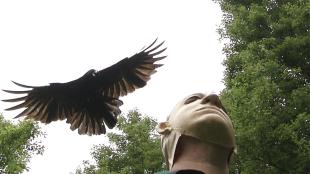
[196,105,224,112]
[195,106,229,120]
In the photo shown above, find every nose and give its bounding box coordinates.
[201,94,227,113]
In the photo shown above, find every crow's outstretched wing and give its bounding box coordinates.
[2,39,166,135]
[95,39,166,98]
[3,73,123,135]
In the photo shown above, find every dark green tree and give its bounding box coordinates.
[76,109,164,174]
[215,0,310,173]
[0,114,45,173]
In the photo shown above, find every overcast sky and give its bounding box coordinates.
[0,1,225,173]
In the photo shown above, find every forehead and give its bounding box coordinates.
[185,93,205,99]
[170,93,205,111]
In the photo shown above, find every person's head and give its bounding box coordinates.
[156,93,236,172]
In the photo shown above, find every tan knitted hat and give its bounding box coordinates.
[156,93,236,170]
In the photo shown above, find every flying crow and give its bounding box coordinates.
[2,39,166,135]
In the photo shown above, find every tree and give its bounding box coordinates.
[215,0,310,173]
[76,109,164,174]
[0,113,45,173]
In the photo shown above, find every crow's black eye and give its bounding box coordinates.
[184,95,201,104]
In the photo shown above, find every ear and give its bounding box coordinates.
[156,122,172,135]
[227,147,238,164]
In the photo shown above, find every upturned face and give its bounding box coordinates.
[165,93,236,148]
[157,93,236,169]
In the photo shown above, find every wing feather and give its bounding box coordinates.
[135,69,151,81]
[14,100,41,118]
[145,40,165,53]
[2,89,31,94]
[94,120,100,135]
[69,112,81,130]
[119,78,128,94]
[96,39,166,97]
[12,81,39,88]
[5,98,35,111]
[2,96,27,102]
[122,77,135,93]
[88,117,95,135]
[113,83,120,98]
[141,38,158,52]
[78,113,88,135]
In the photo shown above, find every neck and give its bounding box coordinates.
[172,136,230,174]
[172,160,229,174]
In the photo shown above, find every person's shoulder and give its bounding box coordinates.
[155,170,204,174]
[155,171,172,174]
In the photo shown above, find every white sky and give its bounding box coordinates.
[0,1,225,173]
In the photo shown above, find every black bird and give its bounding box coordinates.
[2,39,166,135]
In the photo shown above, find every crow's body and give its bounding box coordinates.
[3,39,166,135]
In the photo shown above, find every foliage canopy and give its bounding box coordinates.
[76,109,164,174]
[0,114,45,174]
[215,0,310,173]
